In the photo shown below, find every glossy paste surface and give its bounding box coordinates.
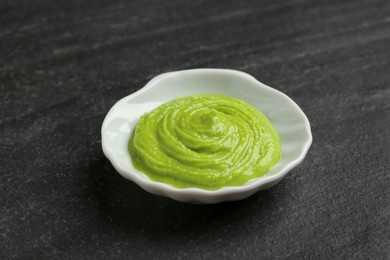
[129,95,281,190]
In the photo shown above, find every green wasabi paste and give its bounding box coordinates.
[128,95,281,190]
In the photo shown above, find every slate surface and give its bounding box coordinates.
[1,0,389,259]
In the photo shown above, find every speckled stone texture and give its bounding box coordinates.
[1,0,389,259]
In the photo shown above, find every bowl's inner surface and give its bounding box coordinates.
[103,70,311,188]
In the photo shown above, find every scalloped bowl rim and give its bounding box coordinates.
[101,69,312,203]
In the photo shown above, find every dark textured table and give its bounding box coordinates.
[1,0,389,259]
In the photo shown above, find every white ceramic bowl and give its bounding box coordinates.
[101,69,312,204]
